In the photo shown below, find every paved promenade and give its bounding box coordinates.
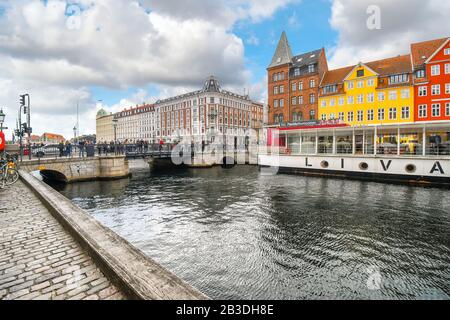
[0,180,124,300]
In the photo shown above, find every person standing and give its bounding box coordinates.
[58,142,65,158]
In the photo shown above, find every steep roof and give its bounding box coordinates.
[268,31,293,68]
[411,37,449,68]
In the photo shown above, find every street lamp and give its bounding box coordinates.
[113,118,118,142]
[0,109,6,131]
[73,126,77,142]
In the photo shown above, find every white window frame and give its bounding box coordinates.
[321,100,326,107]
[357,81,364,88]
[348,111,354,122]
[367,79,375,87]
[357,110,364,122]
[330,98,336,107]
[347,81,354,89]
[321,114,327,121]
[378,108,385,121]
[347,96,354,104]
[445,63,450,75]
[418,105,427,118]
[339,112,344,121]
[338,97,345,106]
[418,86,427,97]
[389,108,397,120]
[446,83,450,94]
[367,110,374,121]
[431,65,440,76]
[431,84,441,95]
[401,106,410,119]
[446,103,450,116]
[432,104,441,117]
[401,89,410,99]
[357,94,364,104]
[378,92,385,101]
[367,93,375,103]
[445,48,450,56]
[389,91,397,100]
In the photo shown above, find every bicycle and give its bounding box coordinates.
[0,153,19,189]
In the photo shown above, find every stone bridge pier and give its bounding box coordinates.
[19,156,130,183]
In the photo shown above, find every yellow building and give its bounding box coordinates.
[319,55,414,126]
[96,109,115,143]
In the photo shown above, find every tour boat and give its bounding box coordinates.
[258,121,450,187]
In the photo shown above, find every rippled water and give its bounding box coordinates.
[50,164,450,300]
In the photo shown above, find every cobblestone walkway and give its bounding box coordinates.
[0,181,125,300]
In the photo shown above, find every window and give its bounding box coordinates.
[389,91,397,100]
[298,96,303,104]
[389,108,397,120]
[321,114,327,121]
[338,97,345,106]
[367,93,374,103]
[446,83,450,94]
[292,83,297,91]
[416,69,425,78]
[330,113,336,120]
[348,112,354,122]
[292,96,297,105]
[378,108,385,121]
[210,97,215,104]
[281,72,285,80]
[431,85,441,95]
[339,112,344,121]
[445,48,450,55]
[357,81,364,88]
[357,94,364,104]
[347,96,354,104]
[272,74,277,82]
[357,69,365,77]
[446,103,450,116]
[330,99,336,107]
[310,79,316,88]
[389,74,409,84]
[310,110,316,120]
[419,86,427,97]
[445,64,450,74]
[378,92,385,101]
[401,107,410,119]
[280,99,284,107]
[347,81,354,89]
[431,65,440,76]
[294,68,300,77]
[401,89,410,99]
[280,85,285,94]
[308,65,315,73]
[273,86,278,95]
[274,100,278,108]
[323,85,337,94]
[321,100,326,107]
[432,104,441,117]
[357,110,364,122]
[298,82,303,91]
[367,79,375,87]
[367,110,374,121]
[309,94,316,103]
[419,105,427,118]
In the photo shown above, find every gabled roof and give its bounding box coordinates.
[291,49,322,68]
[365,54,412,76]
[268,31,293,69]
[411,37,448,68]
[321,66,354,86]
[320,55,412,87]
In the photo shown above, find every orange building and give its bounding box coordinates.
[412,37,450,122]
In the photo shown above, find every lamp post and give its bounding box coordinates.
[113,118,118,155]
[73,126,77,142]
[0,109,7,131]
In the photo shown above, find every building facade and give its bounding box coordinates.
[319,55,414,126]
[267,32,328,125]
[96,109,114,143]
[114,104,156,142]
[411,37,450,122]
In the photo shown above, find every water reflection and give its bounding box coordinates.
[51,166,450,300]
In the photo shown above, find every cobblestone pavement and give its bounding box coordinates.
[0,180,125,300]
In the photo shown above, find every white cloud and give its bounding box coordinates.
[247,35,260,46]
[329,0,450,68]
[0,0,293,138]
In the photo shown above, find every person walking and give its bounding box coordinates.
[58,141,65,158]
[79,140,85,158]
[65,141,72,158]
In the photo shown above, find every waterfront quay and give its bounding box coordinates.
[0,171,207,300]
[0,180,123,300]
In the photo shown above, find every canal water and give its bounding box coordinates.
[49,165,450,300]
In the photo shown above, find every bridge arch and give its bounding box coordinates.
[39,170,69,183]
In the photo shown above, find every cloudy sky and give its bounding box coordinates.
[0,0,449,139]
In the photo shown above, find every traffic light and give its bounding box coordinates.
[20,95,26,106]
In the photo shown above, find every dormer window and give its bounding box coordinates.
[308,65,315,73]
[416,69,425,78]
[357,69,365,77]
[389,74,409,84]
[444,48,450,55]
[294,68,300,77]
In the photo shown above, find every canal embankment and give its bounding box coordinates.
[0,170,208,300]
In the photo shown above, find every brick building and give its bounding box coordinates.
[267,31,328,126]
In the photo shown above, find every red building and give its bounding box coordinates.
[412,37,450,122]
[267,32,328,126]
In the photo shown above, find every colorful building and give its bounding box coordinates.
[267,32,328,125]
[411,37,450,122]
[319,55,414,126]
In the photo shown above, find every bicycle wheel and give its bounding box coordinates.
[5,168,19,185]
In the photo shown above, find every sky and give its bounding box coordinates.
[0,0,449,139]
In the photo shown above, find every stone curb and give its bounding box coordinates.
[19,170,209,301]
